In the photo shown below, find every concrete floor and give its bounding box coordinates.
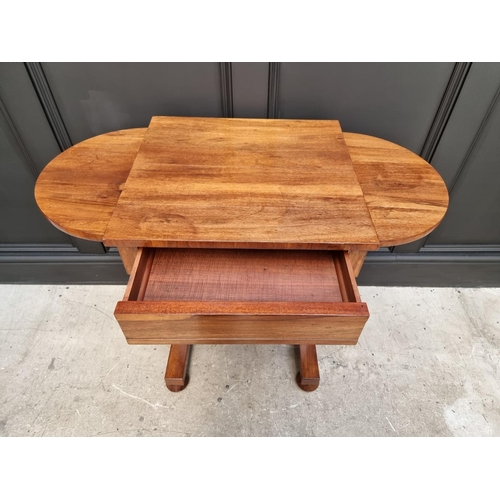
[0,284,498,437]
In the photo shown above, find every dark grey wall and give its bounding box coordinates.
[232,63,268,118]
[425,63,500,247]
[0,63,69,244]
[42,63,223,143]
[278,62,455,154]
[1,62,499,285]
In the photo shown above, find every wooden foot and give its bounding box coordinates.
[296,345,320,392]
[165,344,191,392]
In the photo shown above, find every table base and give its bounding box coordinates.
[164,344,321,393]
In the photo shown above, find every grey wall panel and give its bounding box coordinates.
[0,110,69,244]
[232,63,268,118]
[0,63,104,253]
[0,63,69,245]
[426,86,500,245]
[42,63,223,143]
[357,252,500,287]
[0,63,62,174]
[278,62,454,153]
[428,63,500,188]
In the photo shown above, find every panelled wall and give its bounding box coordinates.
[0,62,499,285]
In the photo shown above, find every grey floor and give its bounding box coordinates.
[0,284,498,437]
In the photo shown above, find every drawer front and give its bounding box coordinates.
[118,315,367,345]
[114,248,369,345]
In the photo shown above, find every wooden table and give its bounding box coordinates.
[35,117,449,392]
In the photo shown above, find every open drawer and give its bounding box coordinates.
[114,248,369,345]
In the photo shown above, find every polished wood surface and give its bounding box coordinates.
[116,299,368,316]
[114,248,369,345]
[119,314,366,345]
[123,247,155,301]
[296,345,320,392]
[143,249,343,302]
[126,248,360,307]
[103,117,379,250]
[35,126,448,250]
[344,132,449,247]
[165,344,191,392]
[34,128,146,241]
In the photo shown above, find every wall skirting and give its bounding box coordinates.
[0,246,128,284]
[0,246,499,286]
[358,251,500,287]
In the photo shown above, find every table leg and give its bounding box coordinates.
[349,250,367,277]
[117,246,138,275]
[296,345,320,392]
[165,344,191,392]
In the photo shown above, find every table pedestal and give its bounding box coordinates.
[164,344,321,392]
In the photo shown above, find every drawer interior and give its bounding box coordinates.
[116,248,368,345]
[125,248,361,304]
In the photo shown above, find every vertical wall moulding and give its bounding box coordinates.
[24,62,73,151]
[267,62,280,119]
[393,62,471,253]
[25,62,105,254]
[220,62,234,118]
[0,98,39,179]
[419,62,472,163]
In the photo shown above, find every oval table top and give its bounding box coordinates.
[34,128,449,248]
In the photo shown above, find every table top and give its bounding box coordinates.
[103,117,379,250]
[34,120,449,249]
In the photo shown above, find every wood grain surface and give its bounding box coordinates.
[35,126,449,248]
[117,246,138,275]
[103,117,379,250]
[344,132,449,247]
[127,248,362,306]
[115,299,368,316]
[35,128,146,241]
[143,248,343,303]
[117,312,367,345]
[348,250,367,278]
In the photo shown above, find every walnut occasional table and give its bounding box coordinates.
[35,117,449,392]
